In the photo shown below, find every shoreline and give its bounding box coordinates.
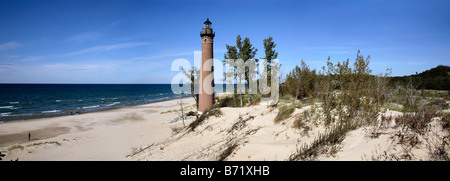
[0,94,192,123]
[0,96,196,160]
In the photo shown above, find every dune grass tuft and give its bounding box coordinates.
[274,105,295,123]
[188,108,223,131]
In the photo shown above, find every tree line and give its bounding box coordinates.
[184,35,448,110]
[390,65,450,90]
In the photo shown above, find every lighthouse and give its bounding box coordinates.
[198,18,215,113]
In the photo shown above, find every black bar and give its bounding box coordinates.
[0,161,448,179]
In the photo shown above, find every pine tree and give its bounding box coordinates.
[237,36,258,104]
[224,35,258,106]
[224,43,239,106]
[263,36,278,87]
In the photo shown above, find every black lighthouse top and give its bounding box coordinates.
[200,18,215,38]
[203,18,212,29]
[204,18,212,25]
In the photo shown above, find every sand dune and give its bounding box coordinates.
[126,102,449,161]
[1,97,448,161]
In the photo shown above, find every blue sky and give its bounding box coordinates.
[0,0,449,83]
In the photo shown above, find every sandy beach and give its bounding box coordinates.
[1,95,448,161]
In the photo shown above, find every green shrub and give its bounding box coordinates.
[280,94,294,102]
[216,96,235,108]
[426,99,448,110]
[249,94,261,106]
[274,105,295,123]
[294,116,304,129]
[294,110,313,129]
[395,107,441,135]
[442,113,450,130]
[384,103,403,112]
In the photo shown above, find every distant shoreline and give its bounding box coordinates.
[0,84,196,123]
[0,83,232,123]
[0,91,231,124]
[0,94,192,123]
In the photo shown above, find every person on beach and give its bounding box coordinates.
[28,132,31,141]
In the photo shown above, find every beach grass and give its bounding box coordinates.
[188,108,223,131]
[26,141,61,147]
[7,145,24,152]
[274,105,295,123]
[6,141,61,153]
[289,123,354,160]
[160,104,196,114]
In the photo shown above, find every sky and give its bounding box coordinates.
[0,0,449,83]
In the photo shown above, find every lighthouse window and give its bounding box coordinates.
[204,39,207,42]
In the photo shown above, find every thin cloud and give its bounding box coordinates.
[407,61,428,65]
[6,55,21,58]
[42,62,118,72]
[0,42,22,51]
[130,51,193,62]
[16,42,151,62]
[65,32,101,43]
[43,63,67,69]
[60,42,151,57]
[324,50,352,55]
[110,19,124,26]
[0,63,15,72]
[0,62,15,67]
[16,55,49,62]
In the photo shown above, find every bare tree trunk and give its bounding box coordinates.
[179,95,185,127]
[240,94,243,107]
[233,93,237,107]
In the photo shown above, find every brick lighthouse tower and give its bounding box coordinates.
[198,18,215,113]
